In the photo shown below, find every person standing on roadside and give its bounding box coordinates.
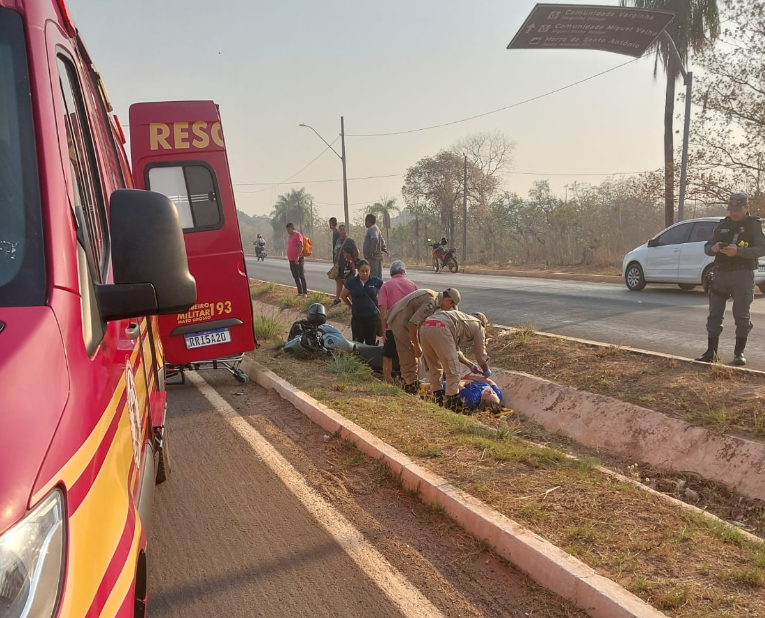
[378,260,418,382]
[286,222,308,297]
[420,310,490,410]
[363,214,386,280]
[332,221,352,305]
[329,217,340,259]
[340,259,384,345]
[695,193,765,366]
[386,288,461,393]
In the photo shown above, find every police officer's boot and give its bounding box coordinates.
[431,390,444,406]
[733,337,747,366]
[695,337,719,363]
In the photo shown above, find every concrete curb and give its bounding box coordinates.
[492,368,765,502]
[242,357,667,618]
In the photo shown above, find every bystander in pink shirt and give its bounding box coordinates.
[378,274,418,331]
[286,231,304,261]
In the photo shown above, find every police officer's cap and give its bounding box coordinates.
[442,288,461,308]
[728,193,748,209]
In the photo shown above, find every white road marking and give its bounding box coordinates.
[187,372,446,618]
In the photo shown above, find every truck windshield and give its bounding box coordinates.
[0,8,45,307]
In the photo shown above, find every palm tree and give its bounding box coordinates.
[369,195,401,248]
[270,187,314,253]
[621,0,725,226]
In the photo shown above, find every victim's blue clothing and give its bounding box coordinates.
[441,381,502,409]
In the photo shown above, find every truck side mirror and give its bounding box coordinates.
[96,189,197,321]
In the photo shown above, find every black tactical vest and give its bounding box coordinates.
[712,216,763,270]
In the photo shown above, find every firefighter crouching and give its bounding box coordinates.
[386,288,461,394]
[696,193,765,366]
[420,310,491,410]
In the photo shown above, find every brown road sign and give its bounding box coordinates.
[507,3,675,57]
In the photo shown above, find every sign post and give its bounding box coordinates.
[507,5,693,220]
[507,4,675,57]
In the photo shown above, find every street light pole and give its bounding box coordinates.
[660,31,693,222]
[298,118,350,228]
[340,117,349,229]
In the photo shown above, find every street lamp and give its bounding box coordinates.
[299,118,350,228]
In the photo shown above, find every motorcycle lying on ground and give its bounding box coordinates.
[429,239,459,273]
[254,243,267,261]
[284,304,384,370]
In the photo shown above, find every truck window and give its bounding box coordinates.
[57,54,109,279]
[0,8,45,307]
[147,164,223,232]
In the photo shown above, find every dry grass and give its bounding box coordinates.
[490,327,765,438]
[252,346,765,618]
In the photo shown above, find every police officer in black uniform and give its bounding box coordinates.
[696,193,765,366]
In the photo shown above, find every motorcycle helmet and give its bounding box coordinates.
[307,303,327,326]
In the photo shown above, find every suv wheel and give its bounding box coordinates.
[625,263,646,291]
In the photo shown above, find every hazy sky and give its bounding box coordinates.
[68,0,671,220]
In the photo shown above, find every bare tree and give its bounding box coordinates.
[686,0,765,214]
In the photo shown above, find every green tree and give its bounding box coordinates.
[270,187,314,253]
[368,195,401,247]
[621,0,726,226]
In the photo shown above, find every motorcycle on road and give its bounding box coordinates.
[254,242,267,261]
[429,238,459,273]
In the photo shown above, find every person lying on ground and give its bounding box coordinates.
[420,373,504,415]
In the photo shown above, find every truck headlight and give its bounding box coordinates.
[0,490,65,618]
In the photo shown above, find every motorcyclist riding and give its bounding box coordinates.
[255,234,266,259]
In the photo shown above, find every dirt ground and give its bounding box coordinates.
[251,346,765,618]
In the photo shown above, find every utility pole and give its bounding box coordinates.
[462,154,468,264]
[340,116,349,228]
[299,119,350,228]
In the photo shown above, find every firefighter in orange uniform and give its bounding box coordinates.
[420,310,490,410]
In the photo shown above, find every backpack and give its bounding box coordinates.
[302,236,313,257]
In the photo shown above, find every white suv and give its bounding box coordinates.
[622,217,765,293]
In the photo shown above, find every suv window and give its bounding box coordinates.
[0,9,45,307]
[147,164,222,231]
[689,221,718,243]
[657,222,692,246]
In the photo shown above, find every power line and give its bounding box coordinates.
[243,137,339,194]
[346,58,640,138]
[233,172,403,188]
[235,167,656,190]
[509,169,655,177]
[313,194,402,207]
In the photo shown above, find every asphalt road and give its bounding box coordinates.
[147,370,583,618]
[247,257,765,370]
